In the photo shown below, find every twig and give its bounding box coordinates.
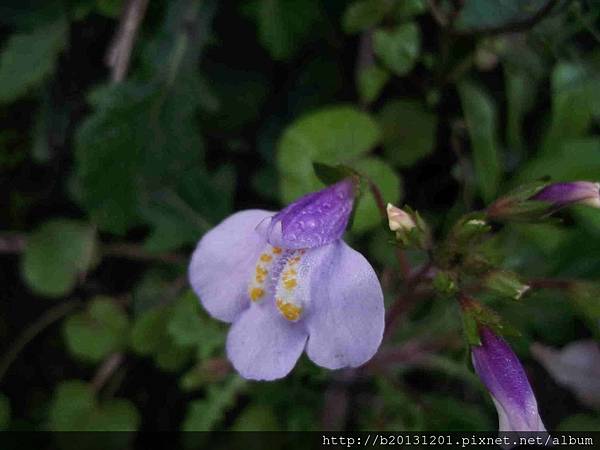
[0,233,26,253]
[529,278,574,290]
[91,352,125,393]
[366,178,412,280]
[102,242,186,265]
[105,0,150,82]
[0,301,79,384]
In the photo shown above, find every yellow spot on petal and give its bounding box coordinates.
[260,253,272,262]
[276,298,303,321]
[272,247,282,254]
[249,287,264,301]
[283,278,297,289]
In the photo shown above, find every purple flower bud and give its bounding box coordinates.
[261,179,355,250]
[472,327,546,432]
[531,181,600,209]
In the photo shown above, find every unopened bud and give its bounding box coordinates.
[386,203,416,232]
[484,270,530,301]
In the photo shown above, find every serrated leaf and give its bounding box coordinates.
[22,219,97,298]
[0,394,10,431]
[0,18,67,103]
[256,0,320,60]
[458,80,502,203]
[357,64,390,105]
[373,23,420,76]
[182,376,246,431]
[342,0,389,35]
[63,297,129,363]
[378,99,437,167]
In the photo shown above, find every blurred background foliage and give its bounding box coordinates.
[0,0,600,440]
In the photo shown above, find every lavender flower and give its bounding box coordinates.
[472,327,546,432]
[189,179,384,380]
[531,181,600,209]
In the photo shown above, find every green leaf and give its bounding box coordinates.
[342,0,389,35]
[63,297,129,363]
[454,0,552,32]
[373,23,420,76]
[22,219,97,298]
[423,395,492,431]
[0,18,67,103]
[87,399,140,431]
[541,62,600,155]
[47,380,140,435]
[395,0,426,19]
[47,381,96,430]
[166,291,225,359]
[256,0,320,60]
[515,138,600,184]
[74,77,207,234]
[277,106,391,232]
[231,404,280,431]
[351,157,402,233]
[458,80,502,202]
[95,0,123,17]
[557,414,600,431]
[378,99,437,167]
[182,376,246,431]
[505,66,538,159]
[357,64,390,105]
[277,105,380,202]
[0,394,10,431]
[130,307,169,356]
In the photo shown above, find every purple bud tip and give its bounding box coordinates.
[531,181,600,209]
[262,179,355,249]
[472,327,546,432]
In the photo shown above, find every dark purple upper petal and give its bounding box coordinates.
[263,179,355,249]
[472,327,545,432]
[530,181,600,208]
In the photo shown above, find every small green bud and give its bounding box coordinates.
[484,270,530,301]
[432,271,459,296]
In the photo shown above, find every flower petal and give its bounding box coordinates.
[263,179,355,249]
[472,328,546,432]
[189,209,274,323]
[303,241,384,369]
[226,303,308,380]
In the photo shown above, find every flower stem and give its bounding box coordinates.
[0,301,79,384]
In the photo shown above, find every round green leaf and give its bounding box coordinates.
[22,219,98,298]
[342,0,389,35]
[0,393,10,431]
[88,399,140,431]
[357,64,390,105]
[378,99,437,167]
[130,307,169,356]
[373,23,420,76]
[63,297,129,363]
[47,380,95,430]
[277,105,380,200]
